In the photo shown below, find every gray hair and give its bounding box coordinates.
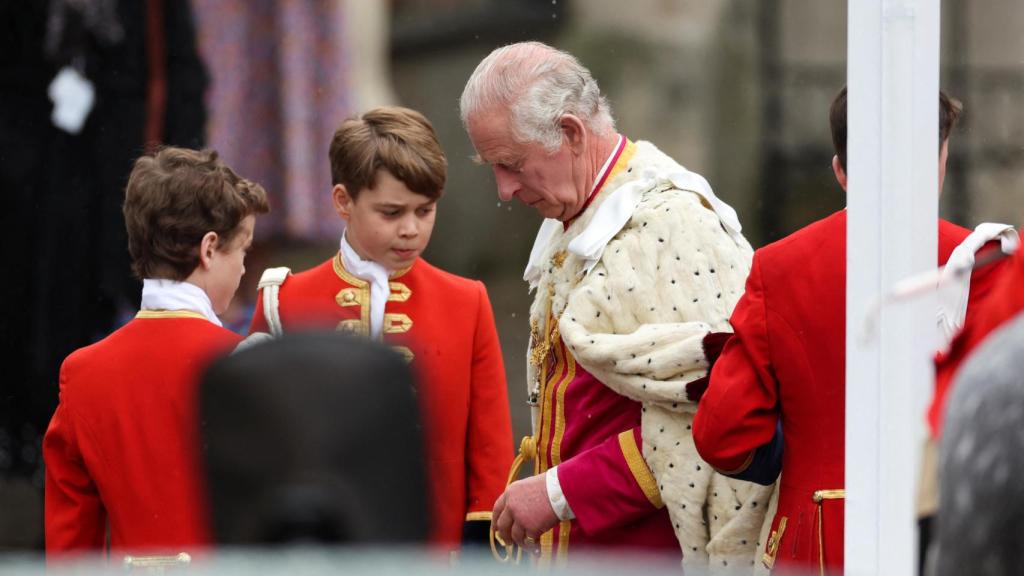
[459,41,615,152]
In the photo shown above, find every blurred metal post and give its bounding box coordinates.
[846,0,941,574]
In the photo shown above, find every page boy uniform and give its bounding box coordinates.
[249,235,513,547]
[45,280,240,555]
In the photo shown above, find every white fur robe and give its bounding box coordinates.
[526,141,776,574]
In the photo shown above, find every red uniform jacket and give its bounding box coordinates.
[44,313,240,558]
[249,254,513,547]
[693,211,1001,573]
[931,242,1023,437]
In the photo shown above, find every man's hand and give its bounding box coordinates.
[492,473,559,554]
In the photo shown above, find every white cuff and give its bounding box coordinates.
[545,466,575,521]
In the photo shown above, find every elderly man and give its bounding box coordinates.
[460,41,771,570]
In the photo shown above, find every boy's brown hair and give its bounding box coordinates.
[329,106,447,200]
[830,86,963,172]
[124,147,270,281]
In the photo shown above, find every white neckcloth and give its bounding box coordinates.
[339,233,393,340]
[140,278,222,326]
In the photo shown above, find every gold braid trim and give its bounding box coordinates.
[813,489,845,576]
[135,310,208,321]
[762,516,788,569]
[714,450,755,476]
[617,431,664,508]
[528,318,549,369]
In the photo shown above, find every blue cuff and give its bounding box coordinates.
[729,421,783,486]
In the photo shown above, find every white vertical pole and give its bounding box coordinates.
[846,0,941,575]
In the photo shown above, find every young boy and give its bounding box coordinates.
[44,147,270,558]
[248,106,513,549]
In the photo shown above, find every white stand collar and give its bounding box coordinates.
[140,279,222,326]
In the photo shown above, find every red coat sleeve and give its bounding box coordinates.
[693,254,780,473]
[464,283,514,517]
[557,427,663,535]
[44,365,107,554]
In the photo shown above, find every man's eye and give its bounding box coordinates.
[382,210,401,217]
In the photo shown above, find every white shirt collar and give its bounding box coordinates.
[140,278,223,326]
[339,233,392,340]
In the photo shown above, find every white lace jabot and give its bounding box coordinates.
[339,233,393,340]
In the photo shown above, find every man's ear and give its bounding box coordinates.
[199,231,219,269]
[831,155,848,192]
[332,184,354,221]
[559,114,587,155]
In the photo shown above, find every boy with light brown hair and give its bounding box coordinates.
[249,106,513,550]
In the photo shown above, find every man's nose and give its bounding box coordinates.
[494,167,519,202]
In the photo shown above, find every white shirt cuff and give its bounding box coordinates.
[545,466,575,521]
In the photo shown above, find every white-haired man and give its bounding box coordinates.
[461,41,773,571]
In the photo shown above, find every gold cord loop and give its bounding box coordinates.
[812,489,845,576]
[489,435,538,563]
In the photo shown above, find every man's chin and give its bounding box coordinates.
[548,206,577,222]
[534,204,564,220]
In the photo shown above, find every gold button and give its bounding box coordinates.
[342,291,355,302]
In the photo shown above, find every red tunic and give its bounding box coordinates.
[931,242,1023,437]
[692,211,1002,574]
[249,255,513,547]
[44,312,240,559]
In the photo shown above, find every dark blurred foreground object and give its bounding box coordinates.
[933,312,1024,576]
[200,332,428,545]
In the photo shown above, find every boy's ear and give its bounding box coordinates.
[332,184,354,221]
[831,155,848,192]
[199,231,219,269]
